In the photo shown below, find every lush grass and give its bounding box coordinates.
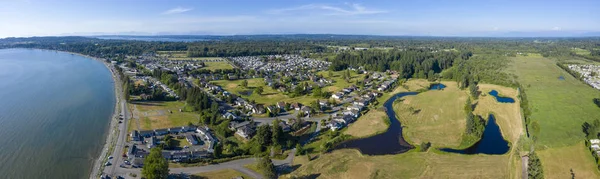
[286,149,517,179]
[211,78,326,106]
[174,138,191,148]
[243,163,264,176]
[510,56,600,178]
[191,169,251,179]
[130,101,199,131]
[343,109,389,138]
[572,48,592,56]
[474,84,524,146]
[203,61,233,70]
[537,141,600,179]
[316,70,365,93]
[510,56,600,147]
[393,81,468,147]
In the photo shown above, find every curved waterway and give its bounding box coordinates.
[334,91,419,155]
[0,49,115,178]
[440,114,509,154]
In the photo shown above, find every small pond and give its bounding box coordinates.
[440,114,509,155]
[238,90,253,96]
[488,90,515,103]
[558,76,565,80]
[429,83,446,90]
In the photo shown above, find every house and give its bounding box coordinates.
[354,99,369,106]
[235,97,247,106]
[191,150,210,158]
[183,125,197,132]
[131,130,142,141]
[147,136,158,148]
[229,121,252,130]
[279,122,291,132]
[169,127,184,134]
[171,151,190,161]
[347,104,363,111]
[277,102,286,109]
[266,105,277,113]
[319,100,329,108]
[162,151,172,160]
[327,121,343,131]
[332,92,344,99]
[592,144,600,151]
[139,130,155,138]
[236,126,255,139]
[185,134,199,145]
[223,112,239,120]
[301,106,312,115]
[252,104,265,114]
[292,102,301,111]
[154,128,169,136]
[590,139,600,145]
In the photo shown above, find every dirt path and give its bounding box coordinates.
[521,155,529,179]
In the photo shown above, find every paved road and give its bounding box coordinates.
[103,90,131,177]
[113,149,296,179]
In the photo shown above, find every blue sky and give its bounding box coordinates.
[0,0,598,37]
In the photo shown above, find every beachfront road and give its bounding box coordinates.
[112,149,296,179]
[104,95,129,176]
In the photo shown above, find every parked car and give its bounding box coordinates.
[105,162,111,166]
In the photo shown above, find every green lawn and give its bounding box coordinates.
[130,101,199,131]
[572,48,591,56]
[211,78,326,106]
[316,70,366,93]
[510,56,600,178]
[203,61,233,70]
[192,169,251,179]
[510,56,600,147]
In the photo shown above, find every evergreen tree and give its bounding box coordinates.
[258,155,277,179]
[142,148,169,179]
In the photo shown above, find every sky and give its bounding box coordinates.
[0,0,599,37]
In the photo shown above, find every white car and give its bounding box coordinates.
[108,156,113,159]
[105,162,111,166]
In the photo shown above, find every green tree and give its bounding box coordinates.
[328,70,334,78]
[528,152,544,179]
[255,86,264,95]
[241,79,248,88]
[255,125,272,147]
[296,143,303,156]
[272,119,283,146]
[142,147,169,179]
[214,143,223,158]
[258,155,277,179]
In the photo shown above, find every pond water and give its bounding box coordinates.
[429,83,446,90]
[333,92,418,155]
[440,114,509,155]
[559,76,565,80]
[488,90,515,103]
[238,90,253,96]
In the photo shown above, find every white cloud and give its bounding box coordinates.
[161,7,193,15]
[268,3,387,16]
[552,27,561,31]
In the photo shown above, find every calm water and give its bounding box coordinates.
[0,49,115,178]
[440,114,510,154]
[489,90,515,103]
[334,92,418,155]
[429,83,446,90]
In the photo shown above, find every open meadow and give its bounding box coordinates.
[317,70,366,92]
[192,169,250,179]
[128,101,199,132]
[510,55,600,178]
[393,81,468,147]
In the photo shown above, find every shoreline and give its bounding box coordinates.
[59,51,124,179]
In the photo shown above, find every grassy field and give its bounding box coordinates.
[393,81,468,147]
[287,80,525,179]
[203,61,233,70]
[129,101,199,131]
[191,169,250,179]
[211,78,326,106]
[510,56,600,147]
[316,70,365,92]
[286,149,517,179]
[474,84,524,147]
[538,142,600,179]
[509,55,600,178]
[572,48,591,56]
[343,109,388,138]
